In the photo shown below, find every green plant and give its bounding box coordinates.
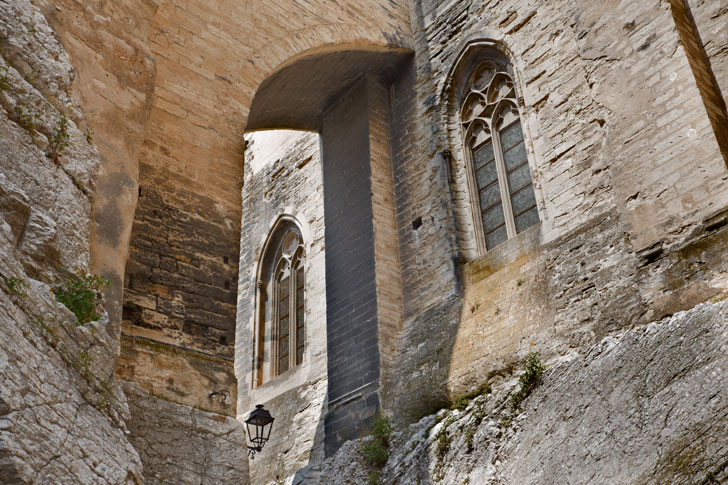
[24,15,37,35]
[464,427,475,453]
[450,394,471,412]
[71,350,92,373]
[435,416,454,459]
[93,379,114,410]
[52,269,109,325]
[362,413,393,468]
[3,276,28,300]
[15,102,40,130]
[85,127,94,143]
[0,64,10,91]
[511,351,545,411]
[498,413,513,429]
[32,314,59,347]
[367,470,381,485]
[50,114,70,160]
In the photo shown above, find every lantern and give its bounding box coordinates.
[245,404,274,457]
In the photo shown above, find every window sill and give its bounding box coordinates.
[463,222,542,285]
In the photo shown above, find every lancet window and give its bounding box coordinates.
[253,219,305,387]
[461,57,539,250]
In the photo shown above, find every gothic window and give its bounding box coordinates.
[254,219,305,386]
[461,57,539,251]
[273,232,304,376]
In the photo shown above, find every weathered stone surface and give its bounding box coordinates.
[0,0,145,482]
[237,130,328,484]
[122,381,249,485]
[313,300,728,484]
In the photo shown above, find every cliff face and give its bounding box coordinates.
[0,2,249,483]
[308,300,728,484]
[0,0,144,482]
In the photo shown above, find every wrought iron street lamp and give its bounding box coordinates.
[245,404,274,458]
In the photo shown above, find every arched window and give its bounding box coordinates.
[273,232,304,376]
[253,218,305,386]
[460,54,539,251]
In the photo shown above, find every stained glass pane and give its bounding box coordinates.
[279,354,289,374]
[511,185,537,217]
[483,204,506,231]
[297,327,304,346]
[475,161,498,190]
[473,142,494,170]
[504,141,527,171]
[479,183,501,211]
[296,347,304,365]
[500,122,524,151]
[516,207,540,233]
[280,277,289,299]
[279,316,288,337]
[485,225,508,250]
[507,163,532,193]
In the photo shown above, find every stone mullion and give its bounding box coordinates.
[493,124,518,239]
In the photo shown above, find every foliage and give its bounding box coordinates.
[464,427,475,453]
[450,394,470,412]
[435,416,455,459]
[511,352,545,411]
[50,114,70,160]
[2,275,28,300]
[15,102,40,130]
[367,470,381,485]
[449,382,491,412]
[0,64,9,91]
[52,268,109,325]
[362,413,393,468]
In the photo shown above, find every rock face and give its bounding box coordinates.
[122,382,249,485]
[0,0,144,481]
[312,301,728,484]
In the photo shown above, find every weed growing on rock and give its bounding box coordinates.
[362,413,393,468]
[93,379,114,411]
[24,15,37,35]
[510,351,545,411]
[450,394,471,412]
[70,350,92,373]
[464,427,475,453]
[0,64,9,91]
[50,114,70,160]
[52,269,109,325]
[449,382,491,412]
[2,275,29,300]
[367,470,381,485]
[15,102,40,131]
[436,416,455,459]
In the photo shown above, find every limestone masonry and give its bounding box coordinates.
[0,0,726,484]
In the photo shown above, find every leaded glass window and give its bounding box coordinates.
[254,219,306,387]
[461,59,539,251]
[273,232,305,377]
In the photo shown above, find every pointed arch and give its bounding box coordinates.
[252,215,305,387]
[441,39,543,257]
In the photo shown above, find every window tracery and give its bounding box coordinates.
[461,57,539,251]
[253,219,305,387]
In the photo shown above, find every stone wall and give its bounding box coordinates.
[385,0,728,424]
[237,130,328,484]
